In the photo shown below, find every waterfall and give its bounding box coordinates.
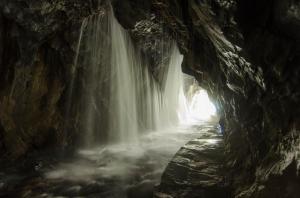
[80,8,112,146]
[159,45,188,128]
[73,3,189,146]
[108,7,140,143]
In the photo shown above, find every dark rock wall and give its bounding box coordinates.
[150,0,300,197]
[0,0,160,158]
[0,0,103,158]
[112,0,174,82]
[112,0,152,29]
[0,13,4,155]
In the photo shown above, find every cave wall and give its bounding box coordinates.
[150,0,300,197]
[0,0,103,158]
[0,0,170,158]
[0,13,4,155]
[112,0,174,82]
[0,0,299,197]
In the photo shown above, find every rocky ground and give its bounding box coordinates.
[154,125,230,198]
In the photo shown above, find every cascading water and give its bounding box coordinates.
[79,8,112,146]
[41,3,218,197]
[0,2,222,198]
[76,4,165,145]
[159,45,189,128]
[108,5,168,143]
[72,1,215,147]
[108,7,140,143]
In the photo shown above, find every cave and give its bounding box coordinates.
[0,0,299,198]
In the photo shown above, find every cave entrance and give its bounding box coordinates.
[179,74,217,125]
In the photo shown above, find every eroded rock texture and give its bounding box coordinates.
[154,125,230,198]
[0,0,299,197]
[151,0,300,197]
[0,0,103,158]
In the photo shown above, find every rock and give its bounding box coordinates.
[130,17,172,82]
[112,0,152,29]
[0,0,104,158]
[155,128,231,198]
[150,0,300,197]
[127,180,155,198]
[80,181,106,195]
[0,0,299,197]
[60,185,82,197]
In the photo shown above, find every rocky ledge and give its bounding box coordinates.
[154,125,231,198]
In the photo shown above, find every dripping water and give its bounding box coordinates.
[64,19,87,142]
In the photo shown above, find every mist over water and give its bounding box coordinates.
[43,124,217,197]
[45,126,206,182]
[45,2,217,197]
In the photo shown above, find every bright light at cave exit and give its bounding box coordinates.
[189,90,216,119]
[178,88,217,124]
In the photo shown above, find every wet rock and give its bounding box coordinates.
[0,0,104,158]
[112,0,152,29]
[131,17,172,82]
[0,0,299,197]
[127,180,155,198]
[80,181,107,195]
[155,129,230,198]
[60,185,82,197]
[150,0,300,197]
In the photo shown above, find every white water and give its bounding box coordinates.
[107,6,168,143]
[43,4,218,197]
[81,10,111,145]
[108,8,140,143]
[159,46,188,128]
[72,3,216,147]
[76,5,183,145]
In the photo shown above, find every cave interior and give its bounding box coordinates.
[0,0,299,198]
